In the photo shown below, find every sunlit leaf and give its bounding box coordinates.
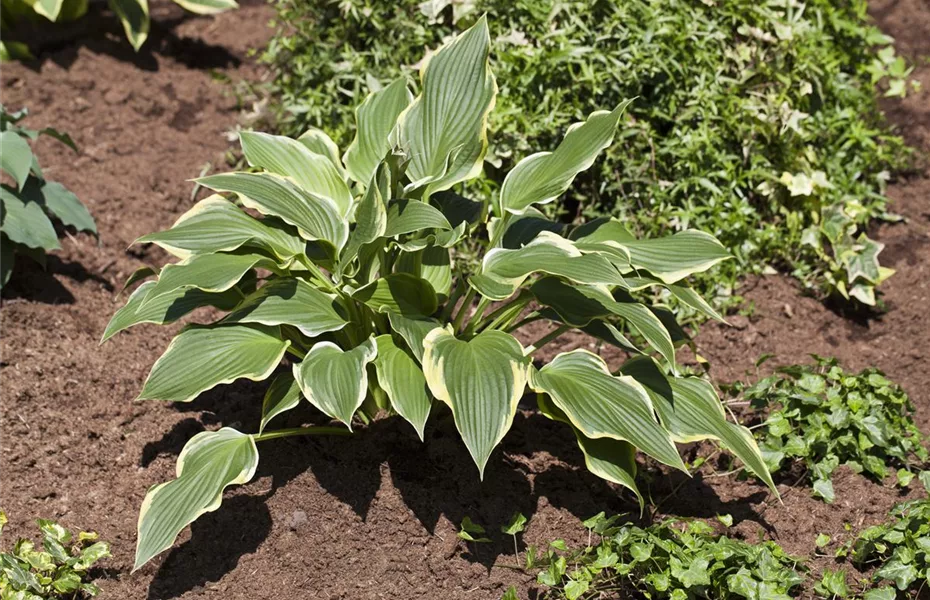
[293,337,378,429]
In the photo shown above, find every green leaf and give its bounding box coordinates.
[297,128,344,176]
[530,350,684,471]
[101,280,241,342]
[172,0,237,14]
[140,325,289,402]
[422,327,529,478]
[32,0,65,20]
[293,337,378,429]
[260,371,301,433]
[564,580,589,600]
[141,253,271,309]
[875,559,917,590]
[344,78,412,185]
[621,231,731,284]
[457,516,490,543]
[863,587,897,600]
[36,181,96,235]
[373,335,432,440]
[196,172,348,252]
[0,131,33,190]
[134,428,258,570]
[341,163,388,265]
[384,198,452,237]
[0,185,59,250]
[387,312,440,363]
[239,131,352,217]
[813,479,835,503]
[499,101,630,215]
[223,277,347,337]
[501,512,527,536]
[136,195,304,261]
[353,273,438,317]
[395,16,496,197]
[108,0,150,50]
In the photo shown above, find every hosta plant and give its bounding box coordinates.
[107,19,775,570]
[0,105,96,289]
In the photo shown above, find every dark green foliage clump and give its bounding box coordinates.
[733,356,927,503]
[0,512,110,599]
[523,513,805,600]
[852,499,930,596]
[261,0,912,309]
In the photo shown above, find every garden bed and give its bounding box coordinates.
[1,0,929,598]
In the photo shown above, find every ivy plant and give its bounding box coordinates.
[851,499,930,596]
[106,19,775,570]
[520,513,805,600]
[730,356,927,503]
[0,511,111,599]
[0,105,97,290]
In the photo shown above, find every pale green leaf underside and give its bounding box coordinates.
[293,337,378,429]
[422,327,528,478]
[344,78,412,185]
[223,277,348,337]
[134,428,258,570]
[260,372,302,433]
[374,335,432,440]
[530,350,685,471]
[140,324,289,402]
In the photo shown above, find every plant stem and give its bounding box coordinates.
[252,426,351,442]
[525,324,570,355]
[440,278,466,322]
[506,311,542,333]
[285,345,307,360]
[302,259,339,293]
[452,286,478,333]
[475,294,530,332]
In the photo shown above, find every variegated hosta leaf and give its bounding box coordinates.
[374,335,432,440]
[32,0,66,21]
[471,232,626,301]
[422,327,529,478]
[298,128,344,176]
[260,371,301,433]
[108,0,149,51]
[537,392,643,508]
[341,164,388,266]
[384,198,452,237]
[223,277,348,337]
[239,131,352,217]
[620,356,777,495]
[0,185,59,250]
[387,312,440,363]
[396,245,453,299]
[530,276,676,367]
[136,195,304,261]
[37,181,96,235]
[396,16,496,197]
[353,273,438,317]
[529,350,685,471]
[293,337,378,429]
[0,131,33,190]
[134,428,258,570]
[196,172,348,253]
[344,78,412,185]
[102,280,241,342]
[172,0,237,15]
[139,325,289,402]
[140,253,272,310]
[499,101,631,216]
[394,221,466,252]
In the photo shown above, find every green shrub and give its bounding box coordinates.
[107,20,775,570]
[0,105,97,289]
[0,511,110,599]
[520,513,805,600]
[261,0,912,309]
[730,356,927,503]
[851,499,930,596]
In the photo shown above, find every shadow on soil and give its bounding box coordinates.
[2,254,112,304]
[140,379,775,599]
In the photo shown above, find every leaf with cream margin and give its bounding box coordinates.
[374,335,432,440]
[293,337,378,429]
[344,78,412,185]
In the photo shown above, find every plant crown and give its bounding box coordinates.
[108,19,775,569]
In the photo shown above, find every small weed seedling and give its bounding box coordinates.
[0,511,110,599]
[732,356,927,502]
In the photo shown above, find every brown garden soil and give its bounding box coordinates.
[1,1,930,598]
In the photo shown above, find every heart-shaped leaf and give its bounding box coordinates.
[293,337,378,429]
[374,335,432,440]
[223,277,348,337]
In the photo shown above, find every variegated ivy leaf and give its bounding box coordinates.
[134,428,258,570]
[140,253,273,310]
[136,195,304,261]
[529,350,685,472]
[196,172,349,253]
[239,131,352,217]
[395,16,497,197]
[374,335,432,440]
[499,101,631,216]
[139,324,289,403]
[353,273,438,317]
[470,232,626,301]
[344,78,412,185]
[223,277,348,337]
[620,356,778,495]
[293,337,378,429]
[422,327,529,478]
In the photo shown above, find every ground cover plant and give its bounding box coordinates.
[0,511,110,599]
[851,499,930,596]
[0,0,237,55]
[509,513,806,600]
[261,0,913,309]
[106,19,778,570]
[0,105,96,290]
[730,356,928,503]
